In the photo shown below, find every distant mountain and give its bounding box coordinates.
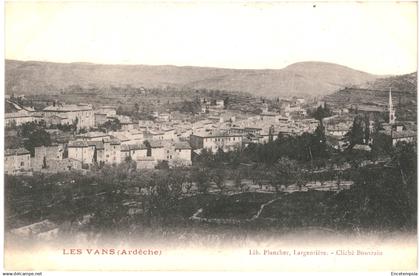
[359,72,417,93]
[323,72,417,114]
[6,60,383,98]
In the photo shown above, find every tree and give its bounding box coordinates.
[143,140,152,157]
[168,168,187,198]
[191,167,210,194]
[371,132,392,156]
[269,157,299,193]
[195,148,214,167]
[22,128,51,156]
[156,160,169,170]
[296,170,307,191]
[312,104,332,122]
[42,156,47,169]
[121,156,137,172]
[78,127,87,134]
[345,117,365,147]
[116,106,124,115]
[363,115,371,144]
[310,124,329,159]
[100,119,121,132]
[392,142,417,191]
[223,97,230,109]
[233,170,245,191]
[211,169,226,193]
[178,101,201,114]
[72,117,79,130]
[345,156,416,229]
[250,164,265,189]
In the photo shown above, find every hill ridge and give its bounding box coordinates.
[5,59,396,98]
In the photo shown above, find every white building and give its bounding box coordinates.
[67,141,95,166]
[5,112,42,127]
[149,140,166,160]
[76,131,111,141]
[391,130,416,146]
[44,113,72,126]
[138,120,154,129]
[5,148,31,175]
[103,138,121,164]
[161,128,176,141]
[43,103,95,129]
[95,106,117,117]
[157,113,172,122]
[215,100,225,109]
[32,145,64,171]
[294,98,305,105]
[190,131,243,153]
[173,142,192,164]
[260,112,282,123]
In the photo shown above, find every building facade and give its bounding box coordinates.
[190,132,243,153]
[5,148,31,175]
[43,103,95,129]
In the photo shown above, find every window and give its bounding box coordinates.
[20,162,24,166]
[170,155,172,159]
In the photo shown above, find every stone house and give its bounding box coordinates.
[5,148,31,175]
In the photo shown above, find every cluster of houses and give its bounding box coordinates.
[5,138,193,175]
[323,89,417,150]
[199,97,225,113]
[4,100,195,174]
[4,89,417,175]
[4,95,321,175]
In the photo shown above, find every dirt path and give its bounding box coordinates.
[190,195,281,224]
[249,197,280,221]
[191,208,203,220]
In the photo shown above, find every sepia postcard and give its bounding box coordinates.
[2,0,418,273]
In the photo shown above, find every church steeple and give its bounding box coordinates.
[389,88,396,124]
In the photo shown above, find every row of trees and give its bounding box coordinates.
[332,141,417,230]
[9,120,93,155]
[343,114,396,157]
[194,125,330,169]
[5,137,416,234]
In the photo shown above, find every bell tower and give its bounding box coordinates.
[389,88,396,124]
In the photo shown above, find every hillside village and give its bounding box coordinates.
[4,2,418,271]
[4,73,418,245]
[5,93,314,174]
[4,85,416,176]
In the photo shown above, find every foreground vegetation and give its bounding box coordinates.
[5,134,416,240]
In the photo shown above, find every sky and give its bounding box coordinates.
[4,1,418,75]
